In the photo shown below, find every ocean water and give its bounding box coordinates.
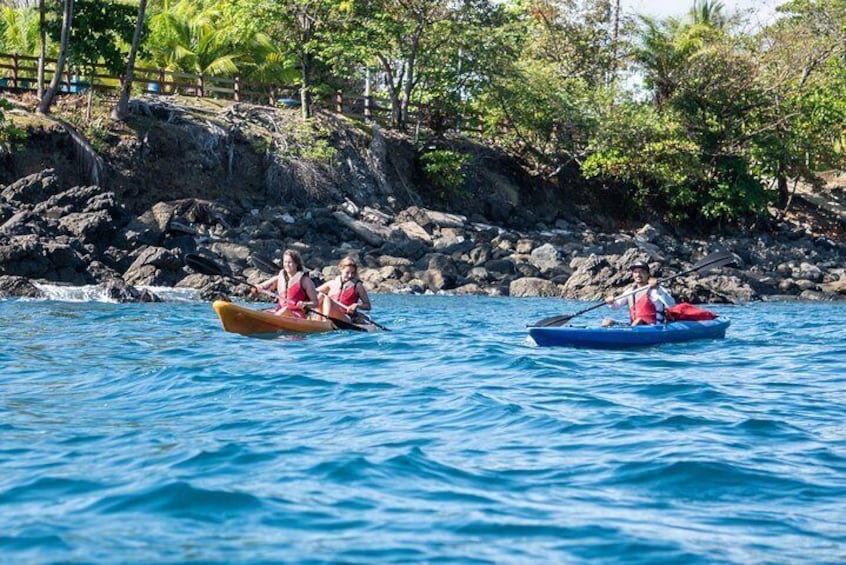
[1,292,845,563]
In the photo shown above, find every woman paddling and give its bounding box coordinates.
[255,249,318,318]
[316,257,371,324]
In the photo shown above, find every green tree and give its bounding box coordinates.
[0,3,40,54]
[243,0,343,119]
[328,0,466,130]
[145,0,241,77]
[470,0,620,176]
[750,0,846,208]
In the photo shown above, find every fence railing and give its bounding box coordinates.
[0,51,490,137]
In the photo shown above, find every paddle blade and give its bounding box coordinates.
[360,313,391,331]
[689,250,736,273]
[250,254,280,275]
[529,313,575,328]
[305,307,368,332]
[185,253,226,277]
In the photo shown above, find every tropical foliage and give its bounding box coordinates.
[0,0,843,226]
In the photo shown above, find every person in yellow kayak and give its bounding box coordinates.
[255,249,319,318]
[602,259,675,326]
[316,257,372,324]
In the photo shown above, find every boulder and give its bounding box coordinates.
[0,169,61,205]
[416,253,458,291]
[58,210,116,243]
[332,210,392,246]
[529,243,561,274]
[123,246,184,286]
[102,278,162,303]
[509,277,562,298]
[394,220,431,243]
[397,206,466,229]
[0,235,51,277]
[451,283,488,295]
[0,275,45,298]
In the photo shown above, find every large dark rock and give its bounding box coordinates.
[0,235,51,277]
[0,169,62,205]
[102,278,162,303]
[0,275,45,298]
[123,246,185,286]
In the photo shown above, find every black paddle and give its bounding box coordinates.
[249,253,391,331]
[185,253,368,332]
[528,250,736,328]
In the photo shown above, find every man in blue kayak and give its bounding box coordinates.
[602,260,675,326]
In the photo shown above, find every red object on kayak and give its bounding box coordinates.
[666,302,718,321]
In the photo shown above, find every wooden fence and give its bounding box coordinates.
[0,51,487,136]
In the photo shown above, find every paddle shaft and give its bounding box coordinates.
[319,292,391,331]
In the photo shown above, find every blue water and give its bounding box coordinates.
[2,295,845,563]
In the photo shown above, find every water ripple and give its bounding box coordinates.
[0,297,845,562]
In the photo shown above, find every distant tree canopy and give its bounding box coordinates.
[1,0,844,226]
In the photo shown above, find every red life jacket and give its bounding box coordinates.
[337,279,359,307]
[629,292,657,325]
[278,272,308,317]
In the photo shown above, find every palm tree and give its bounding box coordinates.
[689,0,726,29]
[0,4,40,54]
[112,0,147,121]
[146,1,240,78]
[635,16,685,108]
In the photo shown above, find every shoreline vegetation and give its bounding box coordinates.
[0,0,844,306]
[0,93,844,306]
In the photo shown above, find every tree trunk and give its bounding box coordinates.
[37,0,46,98]
[112,0,147,121]
[777,162,789,210]
[399,23,424,131]
[378,55,403,129]
[299,54,311,120]
[609,0,621,86]
[37,0,74,115]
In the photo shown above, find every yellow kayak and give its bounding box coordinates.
[212,301,374,336]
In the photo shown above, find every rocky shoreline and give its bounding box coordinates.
[2,167,845,305]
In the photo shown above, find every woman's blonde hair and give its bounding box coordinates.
[338,257,357,270]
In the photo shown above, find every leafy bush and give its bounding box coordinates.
[0,98,26,155]
[420,149,469,199]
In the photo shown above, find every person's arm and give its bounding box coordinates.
[651,286,675,308]
[299,276,318,310]
[606,287,631,310]
[349,282,371,313]
[252,275,278,294]
[315,279,331,295]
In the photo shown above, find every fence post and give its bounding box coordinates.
[234,76,241,102]
[65,68,72,93]
[364,95,372,122]
[11,54,18,88]
[197,74,203,98]
[158,69,165,94]
[335,90,343,113]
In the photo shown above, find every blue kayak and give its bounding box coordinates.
[528,319,730,348]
